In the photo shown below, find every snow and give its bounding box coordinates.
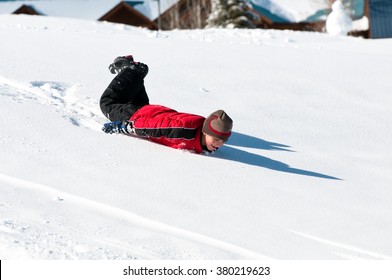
[351,16,369,32]
[0,0,179,21]
[1,14,392,260]
[326,0,352,36]
[251,0,330,22]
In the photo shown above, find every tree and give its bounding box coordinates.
[207,0,256,28]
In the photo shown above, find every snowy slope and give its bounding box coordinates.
[1,14,392,260]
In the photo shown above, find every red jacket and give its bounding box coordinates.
[129,105,206,153]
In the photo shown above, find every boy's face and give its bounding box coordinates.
[204,133,225,152]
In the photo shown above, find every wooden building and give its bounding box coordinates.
[0,0,157,30]
[2,0,392,38]
[250,0,392,39]
[99,1,157,30]
[12,4,40,16]
[367,0,392,38]
[157,0,212,30]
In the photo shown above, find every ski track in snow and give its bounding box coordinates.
[0,75,105,132]
[285,229,391,260]
[0,173,271,260]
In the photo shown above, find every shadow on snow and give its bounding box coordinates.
[215,132,341,180]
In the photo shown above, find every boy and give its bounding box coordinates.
[100,55,233,153]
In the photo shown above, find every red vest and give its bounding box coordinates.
[130,105,205,153]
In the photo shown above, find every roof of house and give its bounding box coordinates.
[0,0,369,30]
[250,0,366,23]
[0,0,179,21]
[0,0,121,19]
[99,0,157,29]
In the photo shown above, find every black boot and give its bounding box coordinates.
[108,55,134,74]
[108,55,149,78]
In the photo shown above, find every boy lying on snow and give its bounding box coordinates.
[100,55,233,154]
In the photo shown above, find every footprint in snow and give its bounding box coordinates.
[0,76,106,131]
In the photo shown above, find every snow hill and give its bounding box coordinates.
[1,14,392,260]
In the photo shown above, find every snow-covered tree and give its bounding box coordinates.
[207,0,256,28]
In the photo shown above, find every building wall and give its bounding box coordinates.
[159,0,211,30]
[369,0,392,38]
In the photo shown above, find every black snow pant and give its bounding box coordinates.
[100,68,149,122]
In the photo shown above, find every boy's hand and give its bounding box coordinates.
[102,121,123,134]
[102,121,134,135]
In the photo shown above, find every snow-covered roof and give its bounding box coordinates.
[251,0,329,22]
[0,0,121,20]
[0,0,367,24]
[0,0,179,21]
[251,0,365,23]
[135,0,179,20]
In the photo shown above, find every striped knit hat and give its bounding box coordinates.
[202,110,233,141]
